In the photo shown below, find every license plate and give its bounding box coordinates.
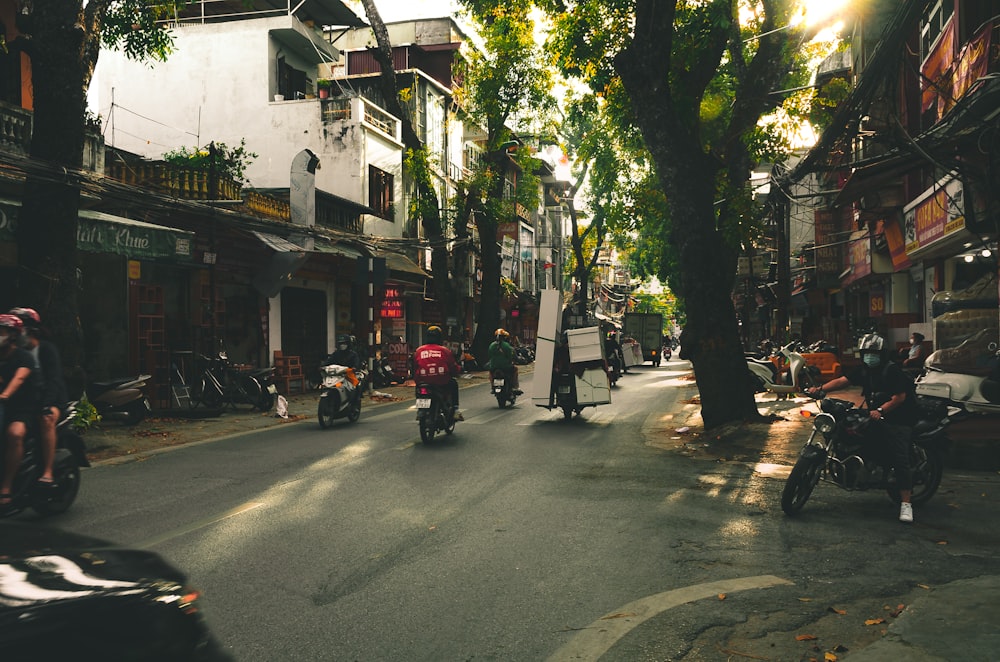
[557,385,571,394]
[416,398,432,408]
[494,378,505,386]
[267,384,278,394]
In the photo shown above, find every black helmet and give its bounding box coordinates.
[426,325,443,344]
[336,334,352,349]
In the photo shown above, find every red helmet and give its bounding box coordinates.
[0,314,23,347]
[9,307,40,330]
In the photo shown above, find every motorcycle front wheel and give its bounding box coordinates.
[888,447,944,506]
[347,398,361,423]
[318,397,335,429]
[32,465,81,516]
[781,450,825,515]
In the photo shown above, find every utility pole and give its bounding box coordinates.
[773,189,791,342]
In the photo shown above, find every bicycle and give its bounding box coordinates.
[188,351,275,411]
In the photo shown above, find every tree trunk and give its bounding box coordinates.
[17,3,90,397]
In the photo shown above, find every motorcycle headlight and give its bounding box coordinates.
[813,413,836,436]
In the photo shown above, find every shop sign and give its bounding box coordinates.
[387,341,410,377]
[869,287,885,317]
[380,286,404,319]
[903,177,965,256]
[814,208,844,288]
[842,229,871,286]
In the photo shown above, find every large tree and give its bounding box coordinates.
[454,2,557,361]
[542,0,815,428]
[14,2,182,394]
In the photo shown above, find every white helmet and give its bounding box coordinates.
[858,332,885,353]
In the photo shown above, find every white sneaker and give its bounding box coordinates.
[899,502,914,523]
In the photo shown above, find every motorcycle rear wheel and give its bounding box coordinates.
[561,404,573,419]
[32,465,80,516]
[781,452,824,515]
[419,415,434,443]
[122,399,149,426]
[887,447,944,506]
[347,398,361,423]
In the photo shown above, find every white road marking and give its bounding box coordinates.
[546,574,793,661]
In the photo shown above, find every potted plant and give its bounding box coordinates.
[317,79,332,99]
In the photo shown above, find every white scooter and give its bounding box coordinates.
[746,343,816,399]
[915,331,1000,415]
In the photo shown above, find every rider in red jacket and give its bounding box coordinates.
[413,325,463,420]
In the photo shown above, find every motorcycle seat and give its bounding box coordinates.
[89,377,138,391]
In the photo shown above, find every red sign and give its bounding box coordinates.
[380,286,403,319]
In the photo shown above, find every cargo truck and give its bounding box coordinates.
[623,312,664,366]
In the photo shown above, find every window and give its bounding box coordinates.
[369,165,394,221]
[920,0,955,63]
[277,57,306,100]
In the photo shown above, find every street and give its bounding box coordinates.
[42,361,1000,660]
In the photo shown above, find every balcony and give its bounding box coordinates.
[0,101,32,156]
[108,160,242,201]
[321,96,400,143]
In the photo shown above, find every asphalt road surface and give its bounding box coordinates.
[38,361,1000,661]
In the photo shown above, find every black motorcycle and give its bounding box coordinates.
[554,370,582,419]
[514,345,534,365]
[414,382,456,443]
[1,404,90,518]
[370,356,399,389]
[318,364,367,428]
[781,397,950,515]
[490,368,518,408]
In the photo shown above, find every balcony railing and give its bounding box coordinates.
[0,101,32,156]
[108,161,242,201]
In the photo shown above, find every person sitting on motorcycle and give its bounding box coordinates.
[325,334,363,371]
[487,328,521,395]
[604,331,623,373]
[0,314,42,508]
[805,332,921,523]
[900,332,927,373]
[413,325,463,421]
[10,308,67,489]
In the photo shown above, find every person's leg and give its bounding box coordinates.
[1,422,27,503]
[39,407,59,483]
[885,423,913,521]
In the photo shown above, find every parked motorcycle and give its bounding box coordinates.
[0,403,90,518]
[490,368,518,408]
[781,396,951,516]
[514,345,535,365]
[87,374,152,425]
[746,343,816,399]
[414,382,457,442]
[915,331,1000,415]
[370,356,400,389]
[317,364,367,428]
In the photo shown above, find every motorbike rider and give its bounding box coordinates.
[806,332,921,523]
[10,307,67,489]
[604,331,623,375]
[900,332,927,373]
[325,334,363,370]
[0,314,42,508]
[487,328,521,395]
[413,325,463,421]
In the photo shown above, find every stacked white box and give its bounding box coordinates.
[575,368,611,404]
[565,326,604,363]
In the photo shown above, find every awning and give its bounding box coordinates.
[251,231,364,259]
[375,250,429,278]
[0,198,194,261]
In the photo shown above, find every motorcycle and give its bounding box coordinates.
[490,368,518,408]
[0,403,90,518]
[414,382,456,443]
[554,369,583,419]
[663,344,673,361]
[87,374,152,425]
[606,352,622,386]
[781,396,951,516]
[514,345,535,365]
[746,343,816,399]
[370,356,399,389]
[317,364,367,428]
[915,331,1000,415]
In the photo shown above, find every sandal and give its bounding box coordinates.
[37,477,57,489]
